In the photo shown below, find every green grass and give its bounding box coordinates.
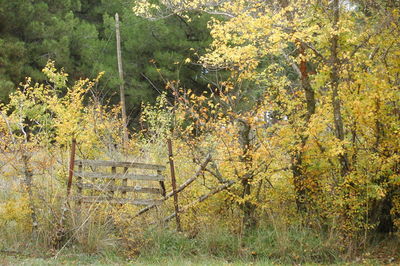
[0,220,398,265]
[138,226,342,265]
[0,252,385,266]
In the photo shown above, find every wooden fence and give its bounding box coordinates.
[73,159,166,206]
[65,139,234,232]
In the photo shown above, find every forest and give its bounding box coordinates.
[0,0,399,265]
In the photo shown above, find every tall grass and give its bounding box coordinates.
[139,223,341,264]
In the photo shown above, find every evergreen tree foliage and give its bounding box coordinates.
[0,0,212,122]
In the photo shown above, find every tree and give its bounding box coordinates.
[135,0,400,236]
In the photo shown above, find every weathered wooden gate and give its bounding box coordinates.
[65,139,232,232]
[73,159,166,206]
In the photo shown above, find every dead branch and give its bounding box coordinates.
[134,154,212,217]
[163,180,236,223]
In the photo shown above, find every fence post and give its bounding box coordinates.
[77,162,82,210]
[57,138,77,247]
[67,138,76,197]
[167,138,182,232]
[110,166,116,198]
[122,167,128,197]
[158,171,166,197]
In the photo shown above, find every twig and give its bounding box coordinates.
[163,180,236,224]
[134,154,212,217]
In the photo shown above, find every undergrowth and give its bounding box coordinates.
[140,225,342,264]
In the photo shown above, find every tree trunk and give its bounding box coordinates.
[370,190,397,233]
[22,154,38,235]
[242,178,257,230]
[330,0,350,177]
[291,44,317,212]
[238,119,257,231]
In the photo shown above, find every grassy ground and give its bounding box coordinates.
[0,254,267,266]
[0,253,386,266]
[0,216,398,265]
[1,231,398,265]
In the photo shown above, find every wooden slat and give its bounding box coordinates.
[76,196,162,206]
[77,183,162,194]
[74,171,164,181]
[74,160,166,171]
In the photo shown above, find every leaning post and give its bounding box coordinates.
[167,138,182,232]
[66,138,77,197]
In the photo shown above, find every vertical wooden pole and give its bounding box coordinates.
[22,154,38,234]
[67,138,76,197]
[77,162,83,210]
[167,139,182,232]
[110,166,116,197]
[115,13,128,147]
[58,139,76,248]
[122,167,128,197]
[158,169,166,197]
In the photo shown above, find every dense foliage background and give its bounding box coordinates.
[0,0,399,264]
